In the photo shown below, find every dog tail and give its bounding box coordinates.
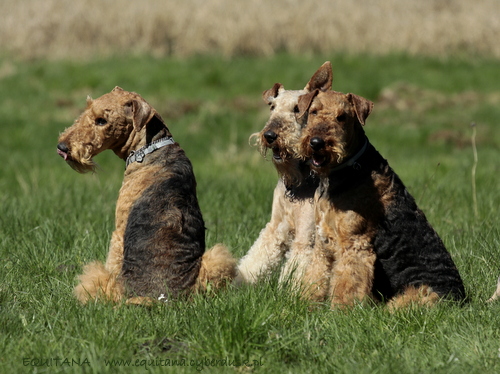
[74,261,125,304]
[195,244,237,291]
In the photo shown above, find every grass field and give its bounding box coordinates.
[0,53,499,373]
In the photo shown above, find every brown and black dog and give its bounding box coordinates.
[57,87,236,304]
[297,89,466,308]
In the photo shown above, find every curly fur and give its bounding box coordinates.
[73,261,124,303]
[298,89,465,308]
[236,62,332,287]
[58,87,236,304]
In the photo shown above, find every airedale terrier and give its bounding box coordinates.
[235,62,332,286]
[57,87,236,304]
[297,89,466,308]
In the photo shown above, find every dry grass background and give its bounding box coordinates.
[1,0,499,60]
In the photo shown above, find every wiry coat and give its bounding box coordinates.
[235,62,332,287]
[298,89,465,308]
[57,87,236,304]
[318,142,465,305]
[121,144,206,298]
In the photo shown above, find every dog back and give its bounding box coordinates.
[122,144,205,298]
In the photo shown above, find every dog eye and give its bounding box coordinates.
[293,105,299,113]
[336,114,346,122]
[95,118,107,126]
[311,110,318,116]
[270,105,275,111]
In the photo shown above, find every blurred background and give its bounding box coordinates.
[1,0,499,60]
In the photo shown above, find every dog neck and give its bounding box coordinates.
[322,140,387,195]
[125,137,176,168]
[330,137,369,173]
[283,160,319,201]
[124,115,175,168]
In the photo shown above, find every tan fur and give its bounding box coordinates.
[196,244,238,291]
[298,90,461,309]
[252,88,309,186]
[297,91,380,307]
[302,181,380,306]
[297,91,372,167]
[236,180,316,284]
[388,285,440,310]
[58,87,236,304]
[58,88,149,173]
[235,62,332,289]
[73,261,124,303]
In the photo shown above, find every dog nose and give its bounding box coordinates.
[263,131,278,144]
[309,137,325,151]
[57,142,69,153]
[57,142,70,160]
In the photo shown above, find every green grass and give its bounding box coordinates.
[0,53,499,373]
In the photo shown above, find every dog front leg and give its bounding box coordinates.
[235,185,291,284]
[300,241,333,302]
[279,202,316,287]
[235,220,291,284]
[329,245,376,308]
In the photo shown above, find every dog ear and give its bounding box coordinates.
[297,89,319,120]
[86,95,93,108]
[347,93,373,126]
[262,83,284,104]
[112,86,124,92]
[126,99,155,131]
[304,61,333,92]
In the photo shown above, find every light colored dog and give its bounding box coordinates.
[235,62,332,287]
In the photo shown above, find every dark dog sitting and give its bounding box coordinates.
[57,87,236,304]
[297,89,465,308]
[121,139,207,298]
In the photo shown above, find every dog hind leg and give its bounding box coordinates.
[74,261,124,304]
[387,285,440,310]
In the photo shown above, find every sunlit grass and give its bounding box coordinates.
[0,54,499,373]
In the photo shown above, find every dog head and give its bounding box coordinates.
[298,89,373,175]
[57,87,168,173]
[251,61,333,186]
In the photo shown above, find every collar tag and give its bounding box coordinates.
[134,149,145,163]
